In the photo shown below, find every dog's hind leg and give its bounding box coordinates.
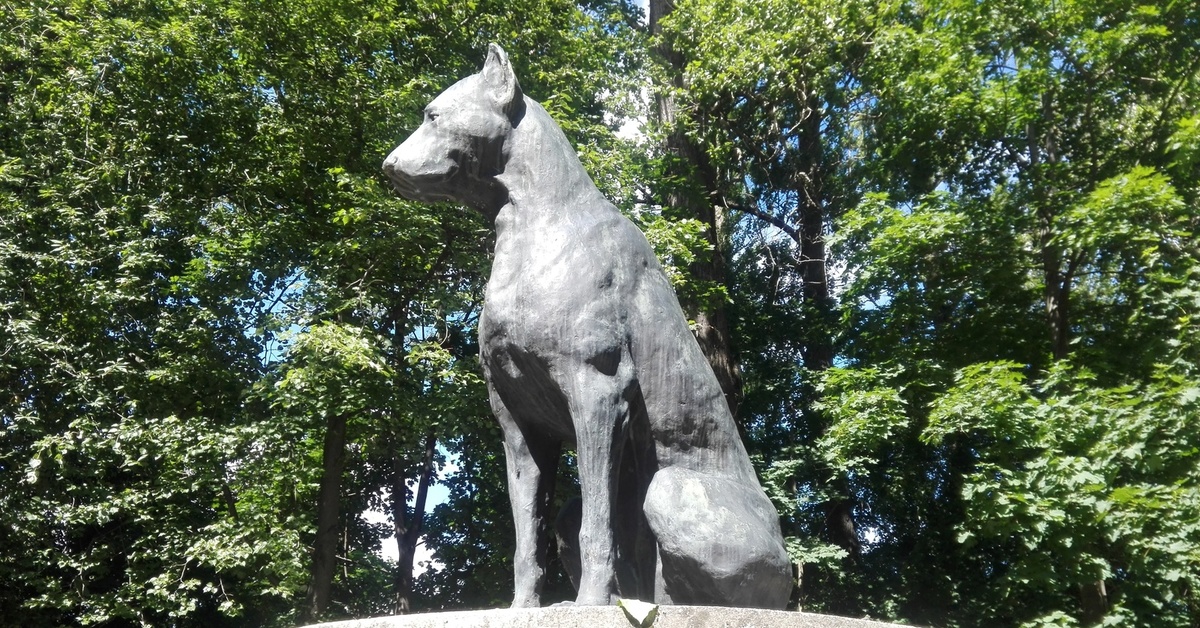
[614,395,658,602]
[643,466,793,608]
[554,497,583,594]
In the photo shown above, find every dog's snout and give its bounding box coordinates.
[381,120,468,205]
[383,149,419,192]
[382,151,401,177]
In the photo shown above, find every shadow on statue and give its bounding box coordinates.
[383,44,792,609]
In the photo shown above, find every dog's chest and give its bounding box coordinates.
[479,226,629,367]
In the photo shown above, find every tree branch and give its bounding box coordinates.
[728,204,802,245]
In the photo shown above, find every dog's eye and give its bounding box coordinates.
[425,111,439,123]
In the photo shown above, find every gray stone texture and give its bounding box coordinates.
[382,45,792,609]
[300,607,911,628]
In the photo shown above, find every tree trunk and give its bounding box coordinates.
[220,478,239,521]
[1029,93,1075,362]
[304,411,349,622]
[392,431,437,614]
[649,0,743,418]
[823,500,861,556]
[793,96,857,557]
[1040,229,1073,361]
[1080,579,1108,624]
[1030,90,1106,617]
[796,94,834,372]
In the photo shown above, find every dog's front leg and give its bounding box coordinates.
[569,357,632,606]
[497,400,560,608]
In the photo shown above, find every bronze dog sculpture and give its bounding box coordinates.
[383,45,791,609]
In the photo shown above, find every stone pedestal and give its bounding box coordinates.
[300,605,910,628]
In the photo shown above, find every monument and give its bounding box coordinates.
[382,45,792,609]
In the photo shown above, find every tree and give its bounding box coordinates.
[654,0,885,587]
[648,0,744,418]
[1,2,305,623]
[821,0,1200,623]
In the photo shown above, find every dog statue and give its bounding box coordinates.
[383,44,792,609]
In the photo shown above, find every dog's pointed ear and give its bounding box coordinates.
[481,44,522,115]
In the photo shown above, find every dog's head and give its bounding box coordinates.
[383,44,524,212]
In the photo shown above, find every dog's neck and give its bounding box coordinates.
[492,98,610,236]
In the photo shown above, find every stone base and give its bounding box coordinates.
[299,606,909,628]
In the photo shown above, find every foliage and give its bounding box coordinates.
[920,358,1200,626]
